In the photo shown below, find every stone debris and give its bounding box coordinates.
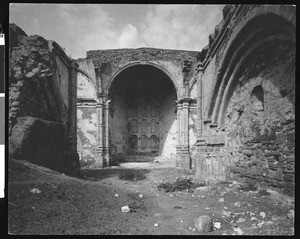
[114,194,120,198]
[121,206,130,213]
[218,198,225,203]
[249,212,255,216]
[259,212,266,219]
[287,209,294,220]
[237,217,246,223]
[251,216,258,221]
[194,215,212,233]
[30,188,41,194]
[233,227,244,235]
[234,201,241,207]
[205,207,210,210]
[222,211,232,217]
[213,222,221,229]
[154,223,159,227]
[138,194,144,198]
[257,221,265,228]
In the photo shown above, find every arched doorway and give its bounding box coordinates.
[108,64,178,162]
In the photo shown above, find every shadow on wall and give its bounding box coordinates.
[108,65,178,164]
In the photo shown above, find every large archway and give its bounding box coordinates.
[108,64,178,162]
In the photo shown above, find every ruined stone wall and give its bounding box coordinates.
[86,48,199,99]
[77,105,97,167]
[196,5,295,193]
[9,24,79,174]
[225,42,295,194]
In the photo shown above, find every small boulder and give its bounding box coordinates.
[213,222,221,229]
[138,194,144,198]
[259,212,266,219]
[218,198,225,203]
[194,215,212,233]
[121,206,130,213]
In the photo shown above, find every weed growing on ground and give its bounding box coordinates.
[239,182,257,192]
[258,189,271,196]
[119,170,146,181]
[157,177,208,193]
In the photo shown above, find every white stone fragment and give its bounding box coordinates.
[213,222,221,229]
[121,206,130,213]
[30,188,41,194]
[260,212,266,219]
[138,194,144,198]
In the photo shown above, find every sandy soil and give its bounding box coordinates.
[8,159,294,235]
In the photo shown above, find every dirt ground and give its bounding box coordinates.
[8,159,294,235]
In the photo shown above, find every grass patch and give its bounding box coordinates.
[258,189,271,196]
[118,170,146,181]
[157,177,207,193]
[239,182,257,192]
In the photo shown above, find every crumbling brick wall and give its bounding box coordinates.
[197,5,295,194]
[9,24,79,175]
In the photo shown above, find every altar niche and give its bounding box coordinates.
[108,64,177,161]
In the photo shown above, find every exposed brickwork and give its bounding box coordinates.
[196,4,295,194]
[9,24,79,175]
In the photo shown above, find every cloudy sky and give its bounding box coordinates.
[10,4,224,59]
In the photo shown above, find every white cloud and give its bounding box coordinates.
[118,24,140,48]
[10,4,224,59]
[140,5,224,51]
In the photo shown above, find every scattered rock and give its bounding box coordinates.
[194,215,213,233]
[205,207,210,210]
[257,222,264,228]
[251,217,258,221]
[249,212,255,216]
[234,202,241,207]
[138,194,144,198]
[237,217,246,223]
[218,198,224,203]
[233,227,244,235]
[121,206,130,213]
[213,222,221,229]
[260,212,266,219]
[287,209,294,220]
[30,188,41,194]
[222,211,231,217]
[232,222,238,228]
[114,194,120,198]
[154,223,159,227]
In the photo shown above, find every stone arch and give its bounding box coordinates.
[106,62,179,99]
[77,67,97,100]
[206,9,295,127]
[108,63,178,159]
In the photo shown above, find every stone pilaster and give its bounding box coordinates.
[195,69,208,181]
[94,102,104,167]
[176,102,182,167]
[103,98,111,167]
[176,98,192,170]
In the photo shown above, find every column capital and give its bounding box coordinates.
[178,97,192,104]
